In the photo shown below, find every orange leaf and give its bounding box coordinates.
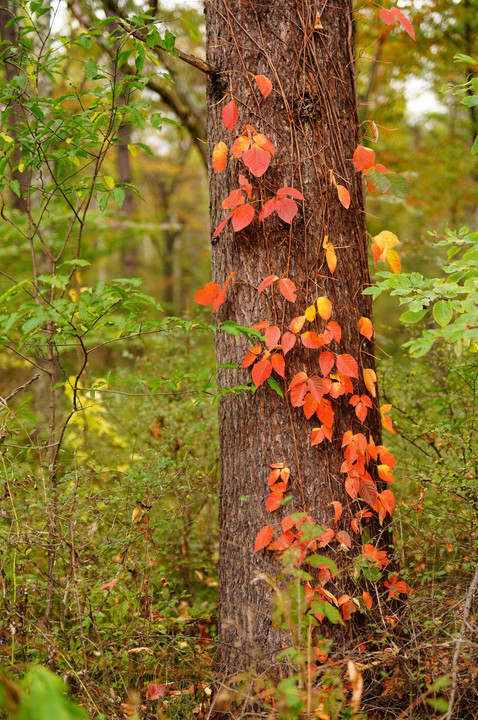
[336,530,352,548]
[386,248,401,274]
[336,353,358,378]
[358,316,373,340]
[319,351,335,376]
[362,591,373,610]
[194,282,220,306]
[100,577,120,591]
[359,474,378,507]
[232,204,254,232]
[326,244,337,274]
[353,144,376,173]
[276,529,295,550]
[337,185,350,209]
[212,141,227,173]
[290,315,306,334]
[282,516,295,532]
[316,296,332,320]
[231,135,251,158]
[253,133,275,155]
[212,285,227,312]
[379,489,395,515]
[271,353,285,378]
[318,528,335,547]
[255,74,272,98]
[243,145,271,177]
[258,275,279,294]
[266,492,283,512]
[331,501,342,524]
[377,464,394,483]
[254,525,274,551]
[252,358,272,388]
[278,278,297,302]
[222,99,238,131]
[301,331,325,349]
[363,368,377,397]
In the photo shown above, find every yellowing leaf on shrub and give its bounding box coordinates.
[386,248,401,274]
[305,304,317,321]
[371,230,400,265]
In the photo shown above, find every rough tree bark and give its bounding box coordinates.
[205,0,392,680]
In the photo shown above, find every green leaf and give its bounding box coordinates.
[307,555,339,575]
[83,58,97,79]
[471,135,478,155]
[22,316,44,333]
[461,95,478,107]
[113,187,125,207]
[323,602,344,625]
[427,698,448,712]
[400,308,429,324]
[387,173,409,198]
[267,377,284,397]
[366,168,390,193]
[454,53,476,64]
[433,300,453,327]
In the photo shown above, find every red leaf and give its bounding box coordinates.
[258,274,279,294]
[253,134,275,155]
[266,492,283,512]
[336,530,352,548]
[318,528,335,547]
[276,529,295,550]
[311,427,326,445]
[213,211,233,237]
[100,577,120,591]
[271,353,285,378]
[336,353,358,378]
[359,475,378,507]
[281,331,296,355]
[379,489,395,516]
[282,516,295,532]
[391,7,415,40]
[222,99,238,131]
[277,186,305,200]
[254,525,274,551]
[222,189,244,209]
[353,145,376,173]
[380,8,394,24]
[146,684,167,700]
[278,278,297,302]
[255,74,272,98]
[259,197,277,222]
[212,285,227,312]
[331,501,342,524]
[276,197,298,223]
[337,185,350,209]
[303,393,319,419]
[232,204,254,231]
[362,591,373,610]
[308,375,324,402]
[265,325,281,350]
[319,351,335,376]
[268,468,281,486]
[252,358,272,387]
[243,145,271,177]
[242,352,258,368]
[238,174,252,198]
[194,282,220,306]
[326,321,342,343]
[380,451,396,469]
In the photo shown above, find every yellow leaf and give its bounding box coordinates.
[103,175,115,189]
[386,247,401,274]
[305,304,317,321]
[326,244,337,273]
[316,296,332,320]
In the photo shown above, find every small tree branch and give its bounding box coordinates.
[2,373,41,403]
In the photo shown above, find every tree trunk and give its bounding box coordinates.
[205,0,391,680]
